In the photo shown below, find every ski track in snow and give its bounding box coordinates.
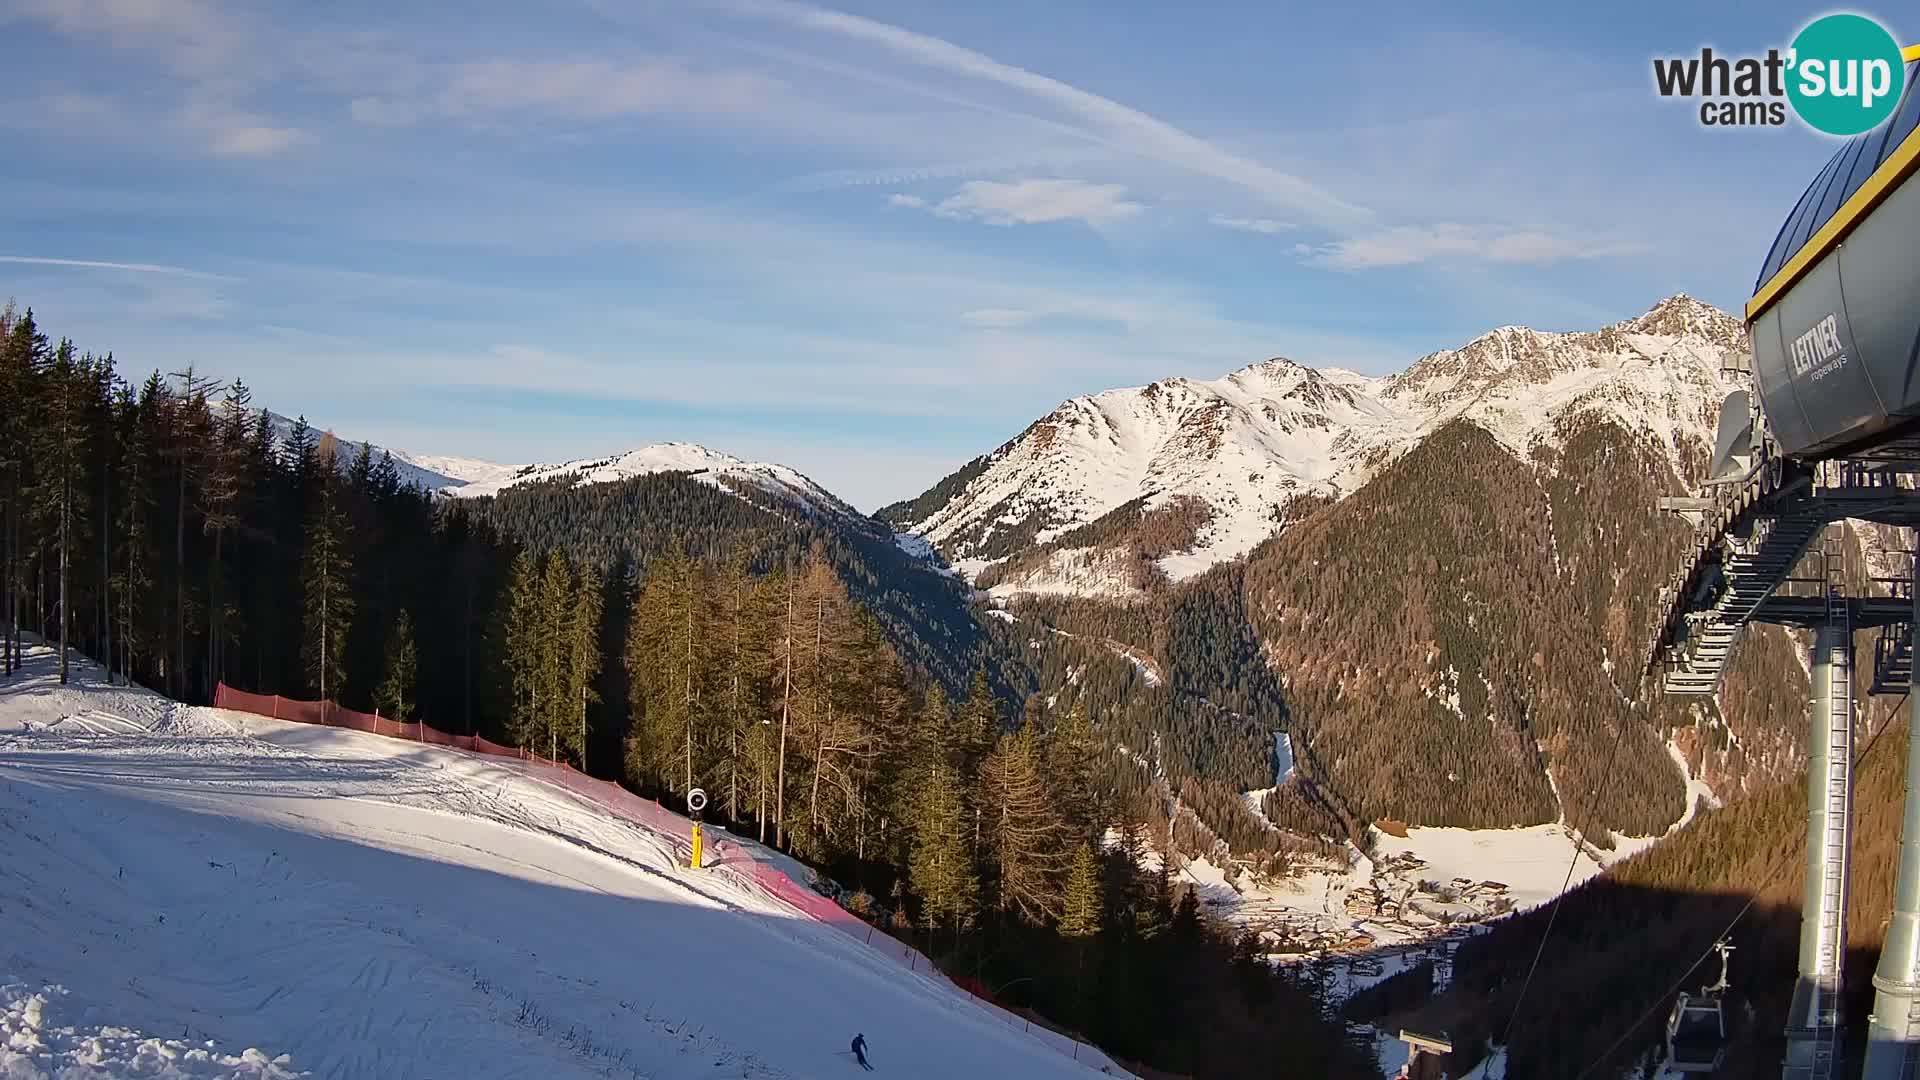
[0,646,1113,1080]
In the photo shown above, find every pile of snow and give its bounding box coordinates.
[2,981,300,1078]
[0,645,1116,1080]
[900,295,1742,599]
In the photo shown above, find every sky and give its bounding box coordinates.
[0,0,1897,510]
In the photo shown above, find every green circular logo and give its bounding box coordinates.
[1787,14,1907,136]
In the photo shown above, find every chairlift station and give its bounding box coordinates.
[1645,48,1920,1080]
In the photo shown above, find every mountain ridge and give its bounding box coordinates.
[884,294,1743,600]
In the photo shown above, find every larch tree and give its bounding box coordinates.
[979,721,1065,924]
[715,553,772,824]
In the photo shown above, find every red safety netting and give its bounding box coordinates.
[209,682,1135,1076]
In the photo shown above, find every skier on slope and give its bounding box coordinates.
[851,1033,873,1071]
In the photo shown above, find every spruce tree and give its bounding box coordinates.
[374,608,417,723]
[910,761,978,935]
[957,664,998,768]
[1048,697,1106,843]
[627,546,705,793]
[32,341,89,683]
[501,550,542,748]
[538,553,573,760]
[562,560,604,768]
[1060,843,1104,938]
[301,481,354,704]
[0,308,48,676]
[110,381,153,685]
[203,379,253,688]
[957,664,999,854]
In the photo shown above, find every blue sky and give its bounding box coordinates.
[0,0,1897,509]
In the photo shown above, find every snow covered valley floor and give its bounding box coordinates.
[0,646,1110,1080]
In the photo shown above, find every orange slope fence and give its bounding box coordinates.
[210,682,1140,1077]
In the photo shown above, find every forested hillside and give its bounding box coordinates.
[465,474,991,695]
[1242,413,1816,838]
[0,304,1376,1079]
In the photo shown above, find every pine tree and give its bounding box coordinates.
[1060,843,1103,938]
[910,762,978,934]
[301,481,353,704]
[374,608,417,723]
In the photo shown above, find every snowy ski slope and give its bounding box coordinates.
[0,645,1119,1079]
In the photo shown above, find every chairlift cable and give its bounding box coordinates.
[1565,692,1909,1080]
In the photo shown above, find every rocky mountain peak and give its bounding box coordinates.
[893,295,1747,600]
[1621,293,1747,350]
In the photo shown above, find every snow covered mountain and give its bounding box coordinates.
[883,295,1741,598]
[246,408,852,523]
[443,442,858,518]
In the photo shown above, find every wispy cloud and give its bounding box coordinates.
[1304,224,1643,271]
[725,0,1374,227]
[436,57,774,121]
[1208,214,1294,235]
[209,124,303,157]
[915,179,1142,227]
[43,93,114,117]
[0,255,235,280]
[887,192,926,208]
[960,308,1033,328]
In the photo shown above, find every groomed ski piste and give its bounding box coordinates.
[0,642,1130,1079]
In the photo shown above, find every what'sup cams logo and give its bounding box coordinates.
[1654,12,1909,135]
